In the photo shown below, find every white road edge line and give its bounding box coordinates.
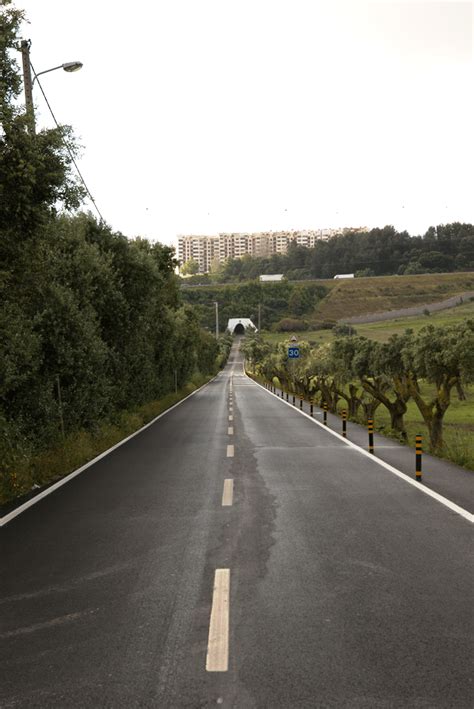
[0,374,219,527]
[227,444,234,458]
[247,374,474,524]
[222,479,234,506]
[206,569,230,672]
[228,415,233,422]
[228,427,234,435]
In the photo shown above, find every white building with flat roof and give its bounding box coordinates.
[177,228,367,274]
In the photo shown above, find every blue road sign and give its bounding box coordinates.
[288,346,300,359]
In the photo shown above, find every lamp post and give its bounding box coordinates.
[214,301,219,340]
[19,39,83,134]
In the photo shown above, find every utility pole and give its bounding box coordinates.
[214,301,219,340]
[56,375,65,442]
[20,39,36,134]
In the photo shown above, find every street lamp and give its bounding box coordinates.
[33,61,83,83]
[214,301,219,340]
[19,39,83,134]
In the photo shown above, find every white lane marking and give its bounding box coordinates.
[206,569,230,671]
[229,407,233,413]
[0,375,220,528]
[228,427,234,435]
[227,444,234,457]
[247,376,474,524]
[222,479,234,506]
[0,609,96,638]
[228,415,233,422]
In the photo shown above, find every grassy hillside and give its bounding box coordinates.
[312,272,474,322]
[263,299,474,346]
[182,272,474,332]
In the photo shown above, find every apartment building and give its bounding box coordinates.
[177,227,367,273]
[177,235,219,273]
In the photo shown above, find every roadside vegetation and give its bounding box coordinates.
[0,6,231,506]
[242,322,474,471]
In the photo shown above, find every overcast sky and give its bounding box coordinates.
[14,0,474,246]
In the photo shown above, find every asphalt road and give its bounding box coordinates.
[1,342,473,708]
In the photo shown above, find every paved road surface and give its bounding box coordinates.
[1,342,472,708]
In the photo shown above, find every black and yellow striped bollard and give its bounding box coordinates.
[415,434,422,482]
[292,394,296,406]
[286,391,289,402]
[368,418,374,454]
[299,397,303,410]
[341,409,347,438]
[281,389,284,399]
[323,402,328,425]
[310,400,314,417]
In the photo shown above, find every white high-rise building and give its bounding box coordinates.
[177,228,367,273]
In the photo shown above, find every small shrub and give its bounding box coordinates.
[308,320,336,330]
[333,323,357,336]
[273,318,308,332]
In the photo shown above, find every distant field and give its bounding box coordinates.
[262,299,474,346]
[312,272,474,321]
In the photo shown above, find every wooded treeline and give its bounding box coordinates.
[185,223,474,283]
[181,281,328,332]
[242,323,474,454]
[1,4,223,499]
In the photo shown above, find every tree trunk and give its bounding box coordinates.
[408,379,451,453]
[429,412,444,451]
[361,379,407,438]
[348,384,361,418]
[362,398,382,421]
[388,399,408,440]
[317,379,333,411]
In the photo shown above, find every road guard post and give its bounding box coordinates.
[323,403,328,425]
[416,434,422,481]
[341,409,347,438]
[368,418,374,454]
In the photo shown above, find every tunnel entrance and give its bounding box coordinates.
[226,318,257,334]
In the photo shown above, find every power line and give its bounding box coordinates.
[30,62,105,223]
